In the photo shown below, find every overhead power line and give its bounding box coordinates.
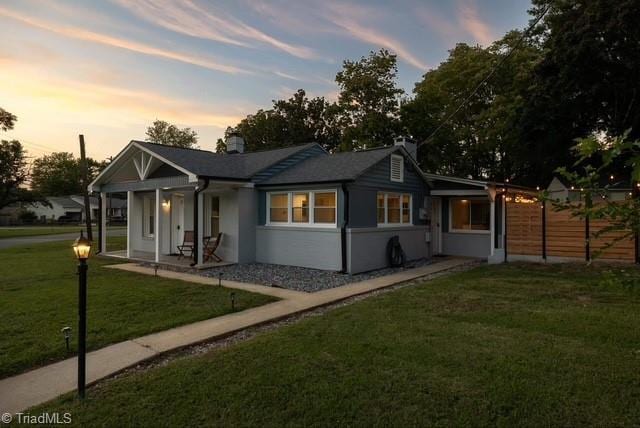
[418,5,551,148]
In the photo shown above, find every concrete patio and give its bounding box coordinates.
[101,249,233,270]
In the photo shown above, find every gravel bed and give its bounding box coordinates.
[200,259,432,292]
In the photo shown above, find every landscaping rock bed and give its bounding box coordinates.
[200,259,431,292]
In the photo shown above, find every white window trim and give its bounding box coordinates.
[266,190,337,228]
[448,197,491,234]
[377,192,413,227]
[390,154,404,183]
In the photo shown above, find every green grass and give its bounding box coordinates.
[34,263,640,427]
[0,240,277,378]
[0,225,126,239]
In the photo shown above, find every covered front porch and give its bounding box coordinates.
[89,141,256,268]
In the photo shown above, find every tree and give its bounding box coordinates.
[549,132,639,261]
[231,90,341,152]
[30,152,105,196]
[401,33,544,183]
[0,140,36,209]
[336,49,403,150]
[527,0,640,141]
[215,138,226,153]
[0,108,17,132]
[145,120,199,148]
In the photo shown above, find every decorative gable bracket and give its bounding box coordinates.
[132,151,157,181]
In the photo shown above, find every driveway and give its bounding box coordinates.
[0,229,126,250]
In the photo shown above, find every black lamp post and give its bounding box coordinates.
[72,230,91,399]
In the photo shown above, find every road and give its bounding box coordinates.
[0,229,126,250]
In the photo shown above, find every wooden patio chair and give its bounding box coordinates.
[177,230,195,259]
[203,232,223,263]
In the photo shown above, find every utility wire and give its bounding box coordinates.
[418,5,551,148]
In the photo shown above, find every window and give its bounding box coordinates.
[142,195,155,238]
[210,196,220,236]
[292,193,309,223]
[450,199,490,232]
[390,155,404,182]
[269,193,289,223]
[377,192,412,226]
[377,193,385,223]
[267,190,337,226]
[314,192,336,223]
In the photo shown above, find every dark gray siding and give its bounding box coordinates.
[252,145,326,183]
[348,155,428,228]
[148,164,184,179]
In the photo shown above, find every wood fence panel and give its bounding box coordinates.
[506,200,636,262]
[506,202,542,256]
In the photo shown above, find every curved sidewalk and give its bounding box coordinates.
[0,257,475,415]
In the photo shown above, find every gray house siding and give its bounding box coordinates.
[440,196,491,258]
[347,226,428,273]
[349,155,427,227]
[255,226,342,270]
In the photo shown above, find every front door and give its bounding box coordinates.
[431,197,442,255]
[171,194,184,253]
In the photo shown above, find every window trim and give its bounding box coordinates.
[377,192,413,227]
[448,197,491,234]
[390,154,404,183]
[266,190,337,228]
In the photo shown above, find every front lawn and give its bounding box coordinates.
[0,225,126,239]
[0,240,277,378]
[35,263,640,426]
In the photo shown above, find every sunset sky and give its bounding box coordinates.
[0,0,531,161]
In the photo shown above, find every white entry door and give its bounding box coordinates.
[431,197,442,255]
[171,194,184,252]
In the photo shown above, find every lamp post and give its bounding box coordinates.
[72,230,91,399]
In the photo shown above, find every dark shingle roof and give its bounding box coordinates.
[135,141,320,180]
[258,146,400,185]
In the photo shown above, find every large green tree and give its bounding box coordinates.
[30,152,105,196]
[145,120,199,148]
[336,49,403,151]
[402,33,542,182]
[528,0,640,141]
[231,89,341,152]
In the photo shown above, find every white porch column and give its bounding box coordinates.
[100,192,107,253]
[127,191,133,258]
[490,199,496,257]
[155,188,161,263]
[196,191,204,265]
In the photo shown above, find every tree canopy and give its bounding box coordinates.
[30,152,105,196]
[145,120,199,148]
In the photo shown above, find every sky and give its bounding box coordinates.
[0,0,532,161]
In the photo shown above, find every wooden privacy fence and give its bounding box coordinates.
[506,201,636,262]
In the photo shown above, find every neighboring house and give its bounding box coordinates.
[30,197,84,223]
[89,136,430,273]
[547,176,632,202]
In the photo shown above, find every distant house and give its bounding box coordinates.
[547,176,632,202]
[29,196,87,223]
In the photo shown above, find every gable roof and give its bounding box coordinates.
[48,197,83,209]
[134,141,321,180]
[258,146,403,185]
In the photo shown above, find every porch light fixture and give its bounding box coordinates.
[162,199,170,208]
[72,230,91,399]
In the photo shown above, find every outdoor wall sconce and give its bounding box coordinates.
[162,199,170,208]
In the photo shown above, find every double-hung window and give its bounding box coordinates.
[377,192,412,226]
[268,190,337,226]
[142,194,155,238]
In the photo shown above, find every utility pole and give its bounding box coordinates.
[79,135,93,241]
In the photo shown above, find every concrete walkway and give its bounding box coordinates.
[0,257,476,414]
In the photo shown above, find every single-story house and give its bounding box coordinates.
[89,136,430,273]
[29,196,93,223]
